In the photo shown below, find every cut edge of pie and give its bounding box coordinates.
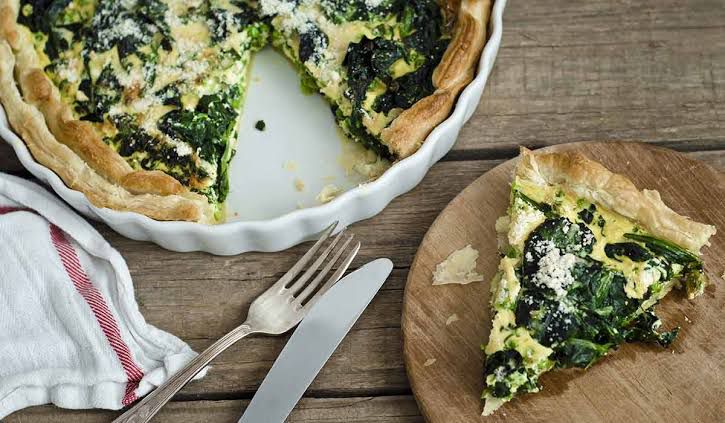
[380,0,492,159]
[481,147,717,415]
[0,0,492,223]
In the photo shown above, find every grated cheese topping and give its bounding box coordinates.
[260,0,316,34]
[531,242,577,298]
[365,0,386,7]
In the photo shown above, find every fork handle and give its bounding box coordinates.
[112,323,256,423]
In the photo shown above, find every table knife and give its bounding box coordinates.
[238,258,394,423]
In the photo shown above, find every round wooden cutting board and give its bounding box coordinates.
[402,141,725,422]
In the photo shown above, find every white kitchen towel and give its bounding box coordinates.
[0,172,203,419]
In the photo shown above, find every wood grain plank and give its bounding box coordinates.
[454,0,725,155]
[4,396,423,423]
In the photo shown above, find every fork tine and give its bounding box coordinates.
[287,228,346,295]
[301,241,360,311]
[272,221,338,290]
[296,233,354,303]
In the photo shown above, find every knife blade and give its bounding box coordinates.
[238,258,394,423]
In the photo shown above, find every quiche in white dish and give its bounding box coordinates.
[0,0,491,222]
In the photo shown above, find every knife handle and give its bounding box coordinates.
[112,323,256,423]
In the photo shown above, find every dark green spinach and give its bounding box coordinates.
[109,113,205,188]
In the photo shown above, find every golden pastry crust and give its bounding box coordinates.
[0,0,213,222]
[515,147,717,253]
[381,0,492,159]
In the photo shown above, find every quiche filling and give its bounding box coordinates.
[15,0,452,208]
[264,0,451,159]
[18,0,268,206]
[482,169,710,415]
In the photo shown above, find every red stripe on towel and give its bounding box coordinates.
[0,206,33,215]
[48,224,144,406]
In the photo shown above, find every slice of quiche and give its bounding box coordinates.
[482,148,716,415]
[261,0,489,160]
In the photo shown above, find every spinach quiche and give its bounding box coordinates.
[482,148,716,415]
[0,0,491,222]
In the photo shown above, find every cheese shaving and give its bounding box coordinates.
[445,314,460,326]
[432,245,484,285]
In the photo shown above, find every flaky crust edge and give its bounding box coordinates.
[0,0,214,222]
[381,0,492,159]
[515,147,717,254]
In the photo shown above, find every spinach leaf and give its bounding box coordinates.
[604,242,654,262]
[334,106,394,160]
[624,234,700,266]
[320,0,399,23]
[208,5,256,43]
[18,0,71,34]
[18,0,81,61]
[514,191,553,215]
[109,114,204,189]
[483,350,523,398]
[157,88,241,202]
[298,26,328,63]
[624,310,679,347]
[156,84,182,107]
[554,338,612,368]
[158,88,240,162]
[76,66,121,122]
[577,203,596,224]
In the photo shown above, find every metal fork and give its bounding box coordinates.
[113,222,359,423]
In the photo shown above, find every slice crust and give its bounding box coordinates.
[482,148,716,415]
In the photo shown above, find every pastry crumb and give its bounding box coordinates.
[316,184,341,204]
[294,178,305,192]
[432,245,484,285]
[423,358,436,367]
[337,135,390,179]
[445,314,460,326]
[684,315,691,323]
[283,160,297,172]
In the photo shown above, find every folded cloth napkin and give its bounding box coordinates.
[0,172,202,419]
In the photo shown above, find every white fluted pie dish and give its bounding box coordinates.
[0,0,506,255]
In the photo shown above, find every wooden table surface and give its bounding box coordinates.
[3,0,725,421]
